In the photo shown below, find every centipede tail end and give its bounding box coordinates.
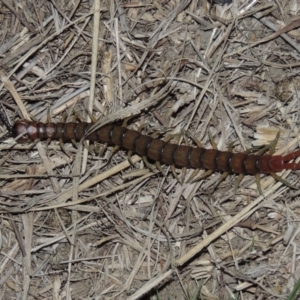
[267,151,300,172]
[281,150,300,170]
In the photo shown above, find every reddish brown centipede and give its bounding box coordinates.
[11,120,300,180]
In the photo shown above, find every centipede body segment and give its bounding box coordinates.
[11,120,300,179]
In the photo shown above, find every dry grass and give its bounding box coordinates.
[1,0,300,299]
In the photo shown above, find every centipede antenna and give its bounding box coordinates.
[0,131,13,142]
[0,106,13,141]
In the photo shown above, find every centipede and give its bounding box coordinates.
[9,120,300,186]
[2,118,300,192]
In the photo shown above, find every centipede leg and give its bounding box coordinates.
[99,143,108,156]
[223,142,244,195]
[143,156,157,173]
[180,130,191,183]
[227,141,235,152]
[268,132,280,155]
[171,165,183,185]
[58,113,72,155]
[184,133,203,183]
[181,167,187,184]
[42,110,57,152]
[188,169,214,184]
[127,150,135,165]
[127,123,149,166]
[108,145,121,163]
[187,131,219,186]
[208,131,218,150]
[83,140,95,155]
[233,174,244,196]
[212,171,229,190]
[255,132,280,156]
[258,135,298,189]
[256,132,285,194]
[270,172,296,189]
[163,131,183,182]
[81,110,101,153]
[212,141,242,191]
[156,161,166,177]
[186,130,202,148]
[255,174,264,196]
[186,169,201,183]
[86,110,98,123]
[122,117,133,128]
[190,136,232,186]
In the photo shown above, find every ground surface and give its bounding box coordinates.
[1,1,300,299]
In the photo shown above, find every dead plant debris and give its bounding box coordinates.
[0,0,300,299]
